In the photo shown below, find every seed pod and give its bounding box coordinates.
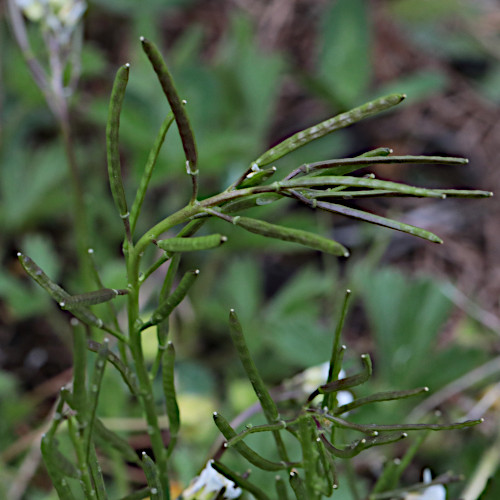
[233,216,349,257]
[93,418,140,465]
[213,412,287,471]
[253,94,405,168]
[141,452,163,500]
[162,342,180,456]
[148,269,199,326]
[140,37,197,171]
[107,64,130,219]
[315,200,443,243]
[155,234,227,252]
[229,309,281,426]
[237,166,277,189]
[61,288,128,307]
[18,252,68,303]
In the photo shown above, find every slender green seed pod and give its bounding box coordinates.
[18,253,116,334]
[141,452,163,500]
[84,340,109,460]
[298,416,321,497]
[320,432,407,459]
[18,252,69,303]
[88,445,107,500]
[360,147,393,158]
[253,94,405,168]
[70,319,87,418]
[140,37,197,171]
[163,342,180,456]
[213,412,289,471]
[229,309,279,423]
[281,175,446,198]
[237,166,277,188]
[148,269,199,326]
[308,354,372,402]
[155,234,227,252]
[315,200,443,243]
[211,460,271,500]
[289,469,308,499]
[275,475,289,500]
[321,413,483,433]
[130,111,175,234]
[232,216,349,257]
[40,435,76,500]
[335,387,430,415]
[61,288,128,307]
[107,64,130,219]
[93,418,140,465]
[222,193,282,214]
[117,487,152,500]
[87,340,140,397]
[324,289,351,410]
[226,420,287,447]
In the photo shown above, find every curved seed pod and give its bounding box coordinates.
[213,412,289,471]
[360,147,393,158]
[253,94,405,168]
[289,469,307,499]
[211,460,271,500]
[232,216,349,257]
[237,166,277,189]
[227,420,288,447]
[335,387,429,415]
[140,37,197,171]
[229,310,279,423]
[84,340,109,460]
[308,354,372,402]
[324,289,352,411]
[107,64,130,219]
[18,253,118,335]
[320,431,407,459]
[315,200,443,243]
[87,340,140,397]
[70,319,87,418]
[62,288,128,307]
[162,342,180,456]
[93,418,140,465]
[18,252,69,303]
[275,476,289,500]
[130,111,175,234]
[147,269,199,327]
[40,435,76,500]
[141,452,163,500]
[155,234,227,252]
[281,175,446,198]
[222,193,282,214]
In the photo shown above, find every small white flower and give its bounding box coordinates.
[181,460,242,500]
[404,469,446,500]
